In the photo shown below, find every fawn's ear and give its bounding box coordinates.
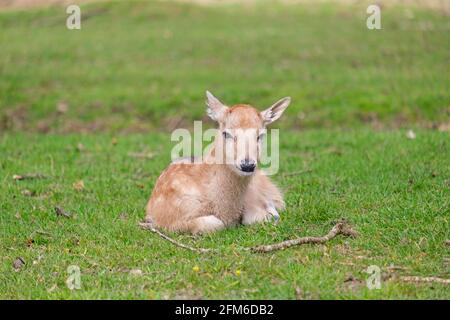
[261,97,291,125]
[206,91,228,122]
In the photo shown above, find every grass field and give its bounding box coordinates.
[0,0,449,299]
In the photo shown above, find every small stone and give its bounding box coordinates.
[13,257,25,271]
[406,129,416,139]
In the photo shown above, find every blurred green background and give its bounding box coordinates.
[1,0,449,133]
[1,0,449,300]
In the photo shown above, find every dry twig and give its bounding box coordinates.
[13,173,47,181]
[139,222,214,253]
[128,151,156,159]
[139,221,356,254]
[399,276,450,285]
[281,169,312,177]
[248,222,357,253]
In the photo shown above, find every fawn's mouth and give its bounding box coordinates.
[233,165,256,176]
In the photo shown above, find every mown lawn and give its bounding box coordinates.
[0,0,448,131]
[0,1,449,299]
[1,129,449,299]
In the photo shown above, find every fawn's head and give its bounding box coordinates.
[206,91,291,176]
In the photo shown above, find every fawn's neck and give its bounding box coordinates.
[205,144,252,194]
[203,143,253,224]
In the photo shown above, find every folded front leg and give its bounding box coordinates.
[242,170,285,225]
[242,200,280,225]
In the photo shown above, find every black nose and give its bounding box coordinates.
[240,159,256,172]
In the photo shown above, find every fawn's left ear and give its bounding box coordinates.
[206,91,228,122]
[261,97,291,125]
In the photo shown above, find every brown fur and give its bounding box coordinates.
[145,93,290,234]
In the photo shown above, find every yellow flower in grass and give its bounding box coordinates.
[235,269,241,276]
[192,265,200,273]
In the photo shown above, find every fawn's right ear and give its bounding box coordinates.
[206,91,228,122]
[261,97,291,125]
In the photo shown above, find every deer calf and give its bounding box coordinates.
[145,91,291,234]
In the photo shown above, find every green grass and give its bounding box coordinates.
[0,129,449,299]
[0,1,449,299]
[0,1,448,131]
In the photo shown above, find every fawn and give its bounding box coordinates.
[145,91,291,234]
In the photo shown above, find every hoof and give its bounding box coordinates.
[266,202,280,223]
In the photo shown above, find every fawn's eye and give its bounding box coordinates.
[223,131,233,139]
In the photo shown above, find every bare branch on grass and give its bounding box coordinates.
[399,276,450,285]
[248,222,357,253]
[139,222,214,253]
[281,169,312,177]
[139,221,357,254]
[13,173,47,181]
